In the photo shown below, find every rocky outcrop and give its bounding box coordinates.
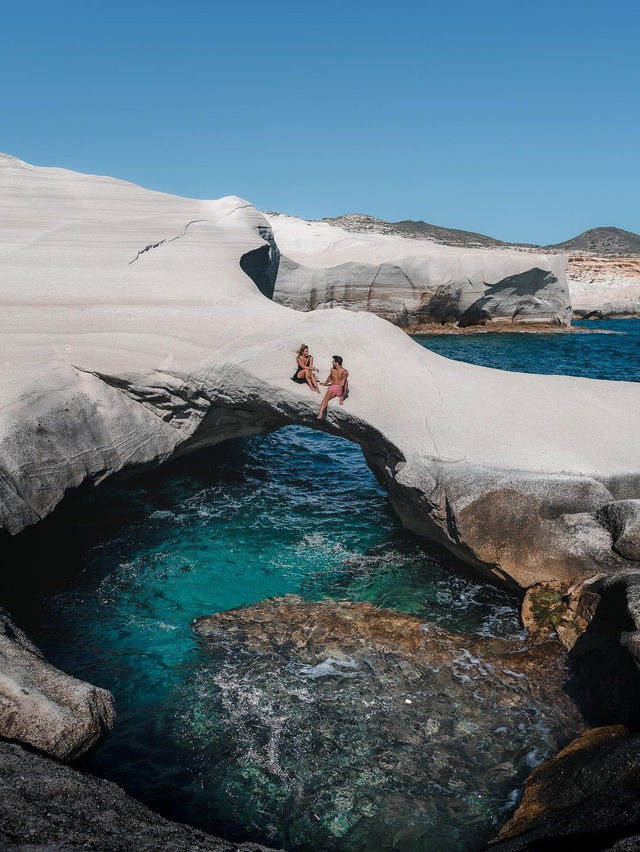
[272,214,640,321]
[598,500,640,561]
[1,153,640,593]
[457,268,570,327]
[489,726,640,850]
[192,596,582,849]
[567,255,640,318]
[520,582,599,651]
[0,740,275,851]
[0,608,114,761]
[269,214,570,328]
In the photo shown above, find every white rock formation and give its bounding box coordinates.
[567,256,640,318]
[0,607,114,760]
[268,214,571,327]
[1,153,640,593]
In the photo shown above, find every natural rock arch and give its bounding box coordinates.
[1,152,640,594]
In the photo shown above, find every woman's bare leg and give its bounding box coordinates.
[297,368,315,391]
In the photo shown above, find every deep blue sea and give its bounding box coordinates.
[414,319,640,382]
[21,319,640,851]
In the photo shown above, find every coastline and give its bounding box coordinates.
[405,322,626,336]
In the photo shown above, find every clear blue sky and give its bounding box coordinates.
[2,0,639,244]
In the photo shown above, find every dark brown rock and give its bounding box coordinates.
[489,725,640,851]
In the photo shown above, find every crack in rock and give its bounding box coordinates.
[128,219,208,265]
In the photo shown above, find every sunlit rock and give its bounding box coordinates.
[1,153,640,590]
[268,213,570,328]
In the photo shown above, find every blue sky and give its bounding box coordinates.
[2,0,638,243]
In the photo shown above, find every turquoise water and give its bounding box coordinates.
[19,318,639,851]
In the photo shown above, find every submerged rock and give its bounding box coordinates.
[0,607,114,761]
[190,596,583,850]
[0,740,276,851]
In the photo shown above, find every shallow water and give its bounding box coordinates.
[22,319,639,851]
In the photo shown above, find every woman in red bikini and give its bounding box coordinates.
[317,355,349,419]
[292,344,320,393]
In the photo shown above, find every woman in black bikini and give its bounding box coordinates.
[292,344,320,393]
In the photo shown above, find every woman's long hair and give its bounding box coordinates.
[297,343,308,356]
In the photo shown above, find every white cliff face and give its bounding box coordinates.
[1,154,640,594]
[268,213,571,327]
[567,255,640,317]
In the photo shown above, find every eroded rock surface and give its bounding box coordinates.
[269,214,570,328]
[520,581,602,651]
[568,256,640,318]
[0,608,114,761]
[598,499,640,561]
[190,596,583,850]
[1,154,640,590]
[0,740,276,851]
[272,214,640,320]
[457,268,570,327]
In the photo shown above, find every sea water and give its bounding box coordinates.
[22,318,639,851]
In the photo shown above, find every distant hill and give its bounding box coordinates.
[544,227,640,256]
[321,213,509,249]
[318,214,640,256]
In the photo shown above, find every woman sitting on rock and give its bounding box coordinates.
[317,355,349,419]
[292,344,320,393]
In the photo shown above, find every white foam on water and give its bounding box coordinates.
[297,657,360,680]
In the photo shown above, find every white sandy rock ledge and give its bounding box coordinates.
[0,154,639,596]
[267,213,571,328]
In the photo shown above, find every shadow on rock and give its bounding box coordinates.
[564,580,640,730]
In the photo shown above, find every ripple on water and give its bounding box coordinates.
[184,597,582,850]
